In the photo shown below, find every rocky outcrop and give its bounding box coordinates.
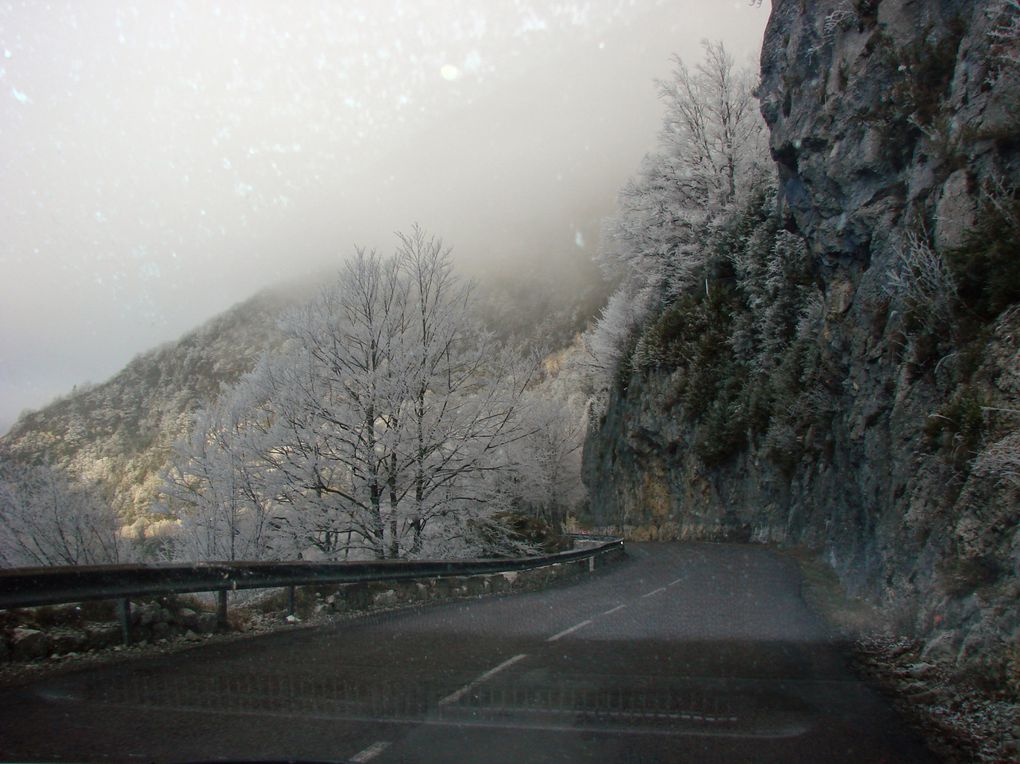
[0,599,222,662]
[584,0,1019,690]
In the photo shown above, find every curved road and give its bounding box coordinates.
[0,543,934,762]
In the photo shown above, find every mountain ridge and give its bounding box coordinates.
[1,285,296,518]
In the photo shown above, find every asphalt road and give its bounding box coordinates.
[0,543,935,763]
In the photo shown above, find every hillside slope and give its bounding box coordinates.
[1,246,608,525]
[584,0,1019,688]
[0,288,295,519]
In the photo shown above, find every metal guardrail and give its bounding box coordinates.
[0,535,624,643]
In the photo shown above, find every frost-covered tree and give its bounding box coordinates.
[503,376,588,529]
[598,40,770,296]
[160,374,280,561]
[393,227,535,556]
[658,41,768,213]
[258,246,411,559]
[163,227,533,561]
[584,287,651,387]
[588,42,772,393]
[732,227,814,369]
[0,460,124,566]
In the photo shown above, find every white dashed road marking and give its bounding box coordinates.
[547,619,592,642]
[641,587,666,598]
[350,740,390,762]
[438,653,528,707]
[602,604,627,616]
[668,577,684,586]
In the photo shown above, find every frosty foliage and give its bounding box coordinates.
[802,1,860,57]
[988,0,1020,70]
[598,41,769,293]
[501,342,591,529]
[162,227,539,561]
[823,2,859,38]
[588,41,772,396]
[0,460,125,566]
[972,428,1020,489]
[884,231,958,331]
[732,228,813,371]
[795,292,825,342]
[656,41,770,216]
[584,287,652,380]
[160,372,279,562]
[587,131,824,466]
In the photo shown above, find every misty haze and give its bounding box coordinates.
[0,0,763,433]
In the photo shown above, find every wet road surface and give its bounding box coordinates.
[0,543,935,762]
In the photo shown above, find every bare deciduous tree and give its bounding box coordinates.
[160,375,279,561]
[163,227,534,561]
[0,460,124,566]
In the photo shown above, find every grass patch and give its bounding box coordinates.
[780,546,884,637]
[924,387,987,470]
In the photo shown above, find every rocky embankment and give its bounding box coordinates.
[584,0,1019,694]
[1,598,222,665]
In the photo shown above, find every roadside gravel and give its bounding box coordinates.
[786,547,1019,763]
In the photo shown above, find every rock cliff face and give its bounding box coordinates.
[584,0,1019,687]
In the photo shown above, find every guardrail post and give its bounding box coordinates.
[287,585,296,616]
[216,590,228,629]
[117,598,131,645]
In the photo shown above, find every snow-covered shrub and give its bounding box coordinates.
[988,0,1020,71]
[824,1,859,38]
[945,179,1020,321]
[885,231,958,331]
[972,428,1020,490]
[584,287,651,386]
[0,460,125,566]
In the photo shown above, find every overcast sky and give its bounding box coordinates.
[0,1,768,434]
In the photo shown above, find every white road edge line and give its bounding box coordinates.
[641,587,667,598]
[602,604,627,616]
[350,740,391,763]
[547,619,593,642]
[438,653,528,707]
[668,577,684,586]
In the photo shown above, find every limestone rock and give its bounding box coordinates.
[176,608,199,630]
[11,628,49,661]
[934,169,976,251]
[195,613,218,634]
[49,628,88,655]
